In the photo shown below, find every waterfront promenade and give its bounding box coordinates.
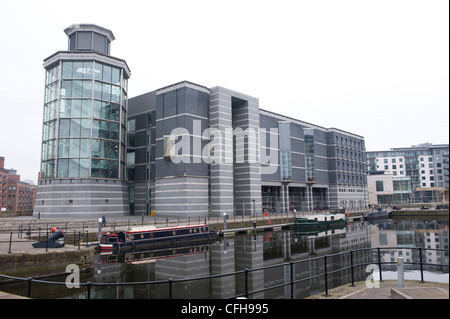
[307,280,448,299]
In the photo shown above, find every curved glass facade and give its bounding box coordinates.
[41,60,128,180]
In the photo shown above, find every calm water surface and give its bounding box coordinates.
[86,219,449,299]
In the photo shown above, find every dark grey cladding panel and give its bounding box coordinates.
[155,158,209,178]
[135,130,146,147]
[315,143,327,157]
[155,115,209,138]
[156,86,210,121]
[134,115,147,131]
[291,152,305,167]
[259,113,279,129]
[292,166,305,181]
[135,147,146,164]
[134,164,146,181]
[290,138,304,154]
[128,91,156,116]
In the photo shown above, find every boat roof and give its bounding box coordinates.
[128,224,208,233]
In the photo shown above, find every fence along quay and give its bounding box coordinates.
[1,245,448,299]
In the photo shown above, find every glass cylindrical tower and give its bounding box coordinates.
[34,24,131,218]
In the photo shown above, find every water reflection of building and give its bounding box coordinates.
[93,225,373,299]
[370,220,449,271]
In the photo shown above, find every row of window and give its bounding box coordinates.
[43,138,123,161]
[43,119,122,142]
[42,159,125,179]
[335,136,364,150]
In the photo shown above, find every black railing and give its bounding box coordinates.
[0,246,448,299]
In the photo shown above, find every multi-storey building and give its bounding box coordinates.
[0,156,36,211]
[367,143,449,203]
[127,81,368,218]
[34,24,131,218]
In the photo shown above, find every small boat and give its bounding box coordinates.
[98,224,220,252]
[294,213,346,231]
[364,208,389,220]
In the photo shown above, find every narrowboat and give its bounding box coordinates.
[98,224,220,252]
[294,213,346,231]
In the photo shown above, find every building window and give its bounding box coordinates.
[127,119,136,132]
[163,135,175,159]
[376,181,384,192]
[303,128,315,182]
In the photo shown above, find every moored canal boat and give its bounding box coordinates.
[98,224,220,252]
[294,213,346,231]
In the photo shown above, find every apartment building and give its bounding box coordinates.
[367,143,449,203]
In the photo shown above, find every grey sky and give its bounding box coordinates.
[0,0,448,183]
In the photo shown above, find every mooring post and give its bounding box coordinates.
[98,218,102,241]
[8,232,12,254]
[397,257,404,288]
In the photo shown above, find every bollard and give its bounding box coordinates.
[8,232,12,254]
[397,257,404,288]
[98,218,102,241]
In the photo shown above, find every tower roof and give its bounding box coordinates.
[64,24,115,42]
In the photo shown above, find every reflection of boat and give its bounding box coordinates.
[294,226,346,238]
[364,208,389,220]
[294,213,346,231]
[98,224,220,252]
[99,244,211,265]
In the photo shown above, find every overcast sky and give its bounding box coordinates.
[0,0,448,184]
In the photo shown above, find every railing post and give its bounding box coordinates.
[27,277,32,298]
[244,268,249,298]
[350,250,355,287]
[8,232,12,254]
[290,261,294,299]
[323,255,329,297]
[168,278,173,299]
[377,247,383,282]
[86,282,92,299]
[419,247,424,283]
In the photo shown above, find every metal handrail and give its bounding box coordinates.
[0,246,448,299]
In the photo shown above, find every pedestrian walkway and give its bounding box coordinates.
[307,280,449,299]
[0,291,29,299]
